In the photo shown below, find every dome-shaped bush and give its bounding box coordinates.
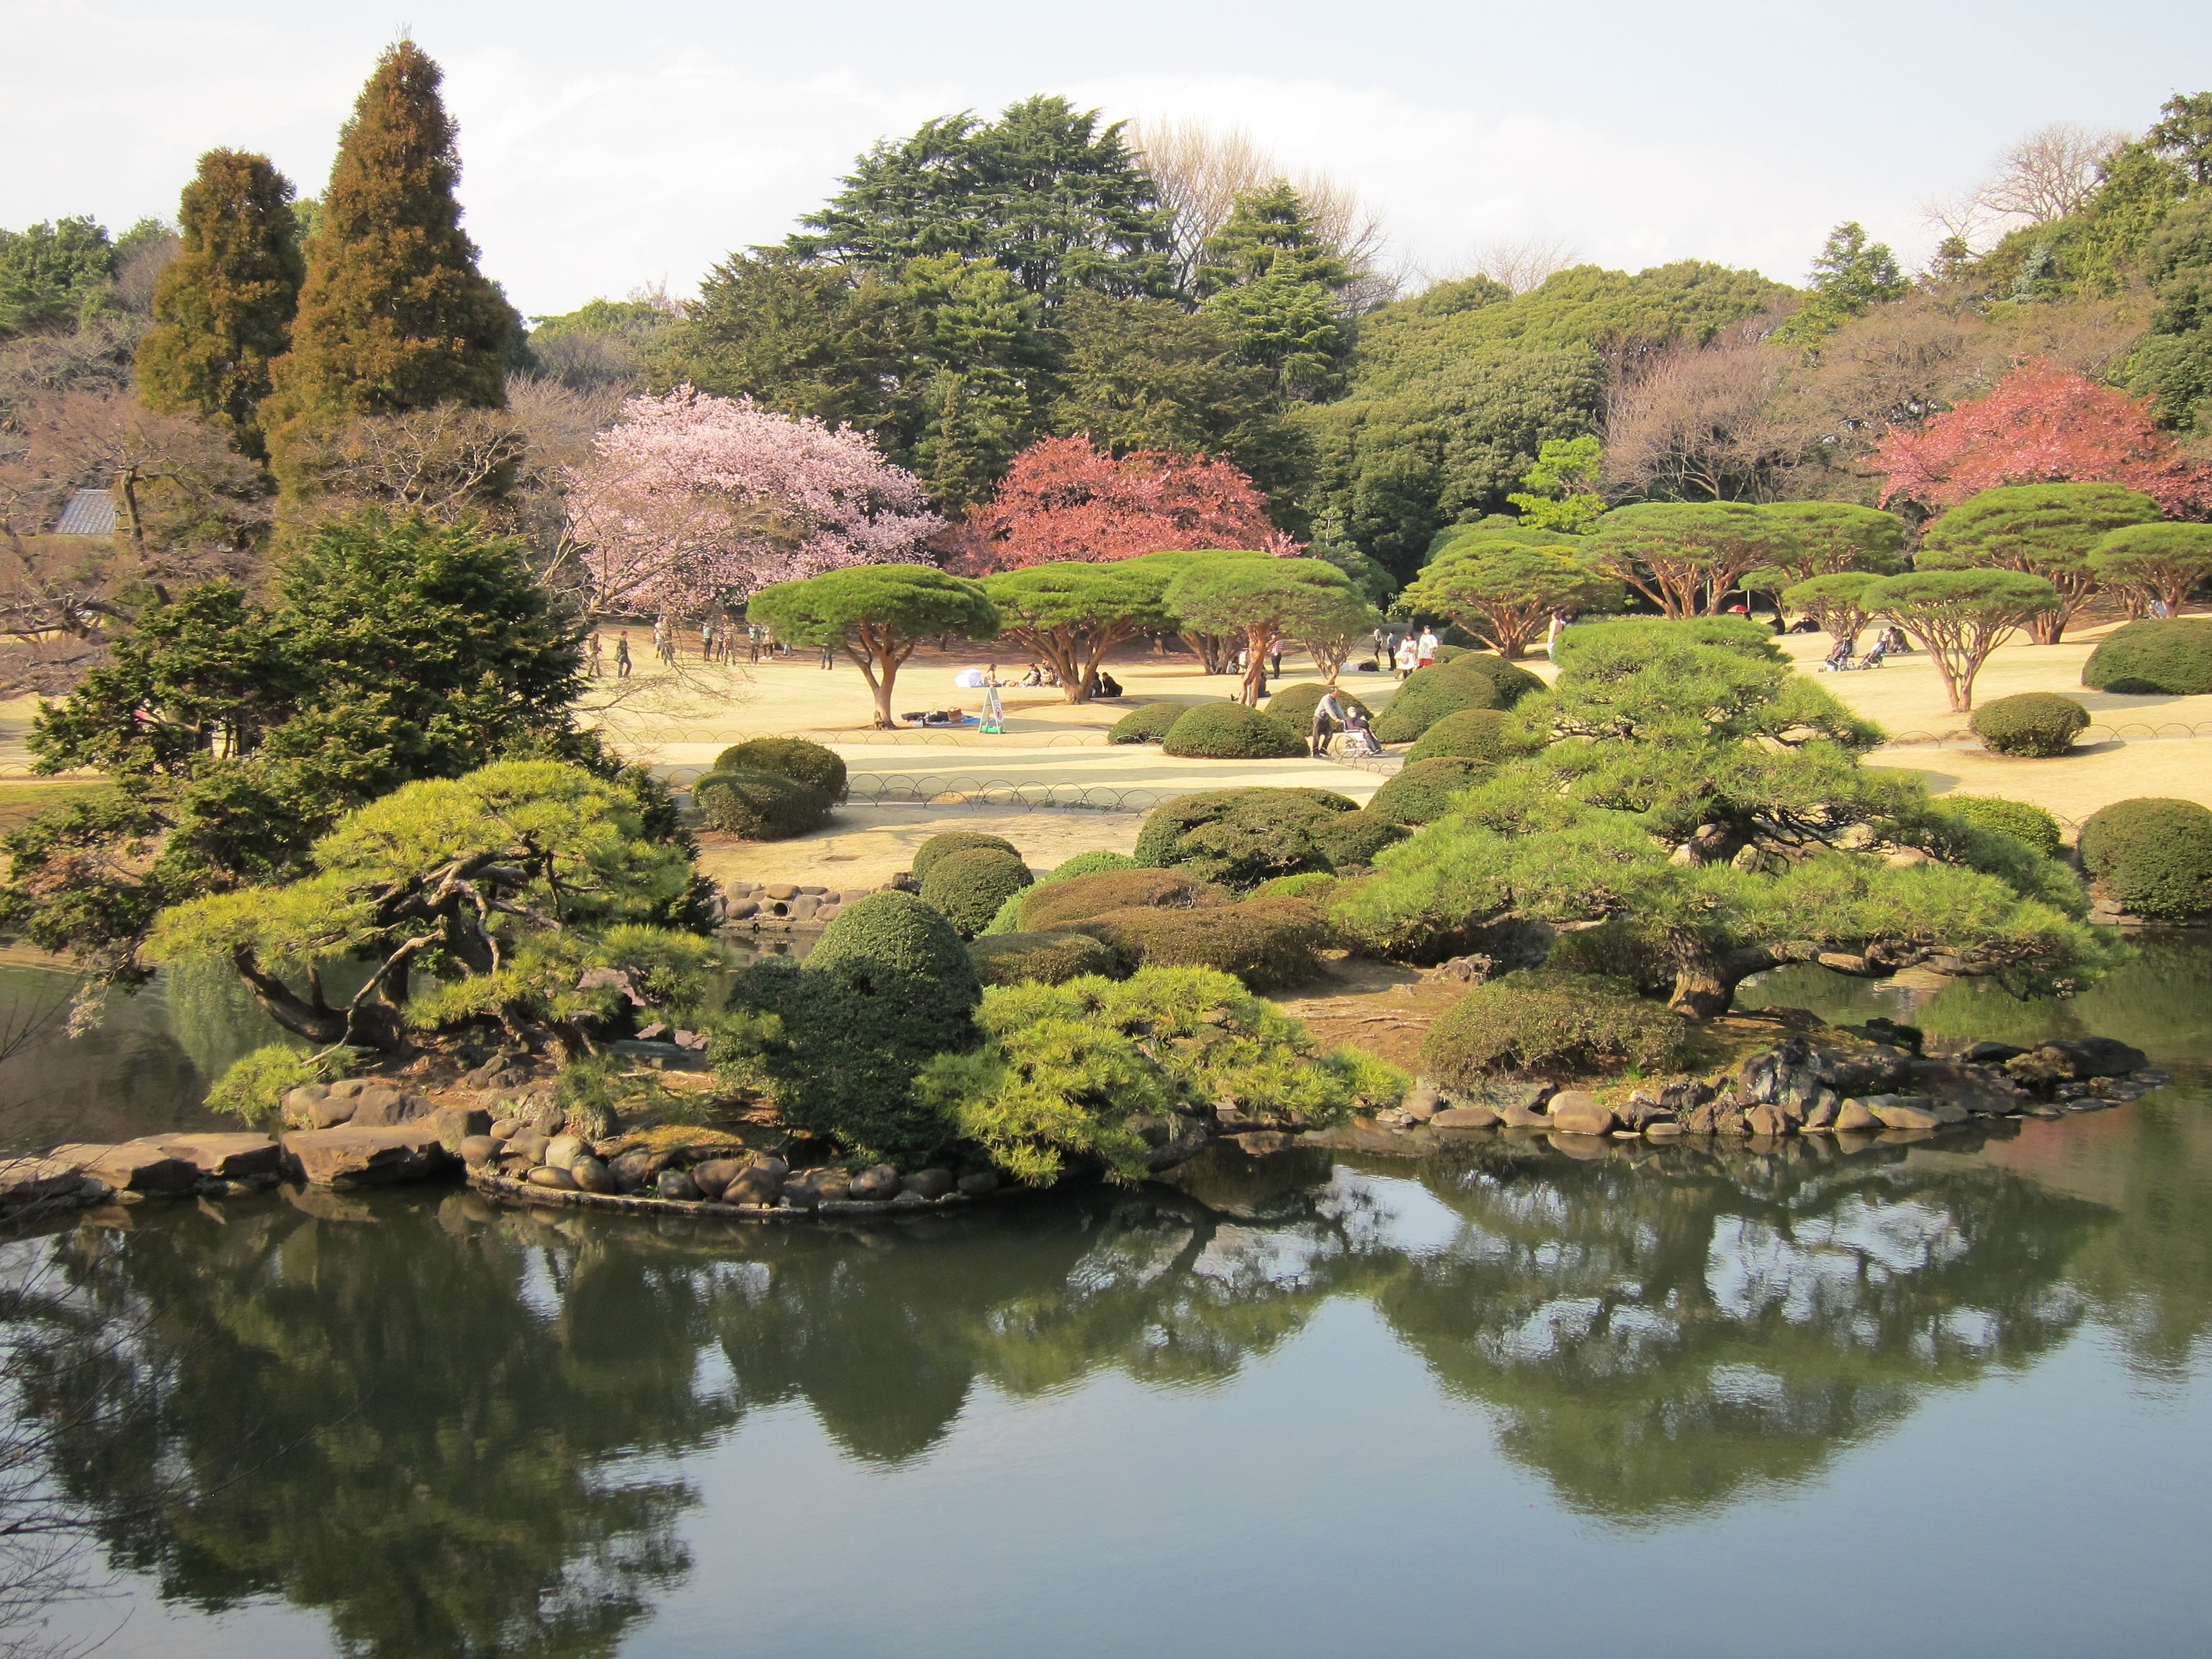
[1019,867,1225,930]
[1107,703,1191,744]
[1447,652,1545,708]
[1265,682,1373,727]
[2079,797,2212,919]
[1971,692,2090,757]
[1160,702,1307,758]
[805,891,979,1016]
[1406,707,1520,765]
[1132,787,1363,886]
[692,769,831,839]
[1419,971,1696,1084]
[1069,895,1330,990]
[1940,795,2064,858]
[919,847,1034,938]
[912,830,1020,879]
[1368,757,1488,825]
[713,737,847,799]
[1313,809,1408,869]
[968,930,1123,986]
[2082,619,2212,695]
[1370,660,1500,743]
[1040,849,1138,884]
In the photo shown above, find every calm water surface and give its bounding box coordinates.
[2,940,2208,1658]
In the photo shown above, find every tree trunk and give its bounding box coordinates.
[230,947,347,1045]
[1666,944,1774,1020]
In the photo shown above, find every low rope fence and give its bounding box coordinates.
[699,727,1113,750]
[840,775,1172,811]
[1876,719,2212,751]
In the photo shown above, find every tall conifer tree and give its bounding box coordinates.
[264,39,517,486]
[135,150,305,455]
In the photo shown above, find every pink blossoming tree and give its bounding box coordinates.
[1871,361,2212,516]
[565,387,941,617]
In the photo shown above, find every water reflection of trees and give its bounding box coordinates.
[9,1115,2201,1652]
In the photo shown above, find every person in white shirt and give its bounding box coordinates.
[1416,627,1439,667]
[1394,636,1419,679]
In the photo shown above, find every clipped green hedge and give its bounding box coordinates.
[692,769,832,840]
[1019,867,1225,930]
[1971,692,2090,757]
[1161,702,1308,759]
[2082,619,2212,696]
[1941,795,2064,858]
[1107,703,1191,744]
[1131,786,1364,887]
[912,830,1020,879]
[713,737,847,800]
[1406,707,1521,765]
[968,930,1124,986]
[1312,809,1408,869]
[2080,797,2212,919]
[1448,652,1545,708]
[1265,682,1373,727]
[1371,660,1499,743]
[1368,756,1488,825]
[919,846,1034,938]
[1251,871,1341,901]
[1418,971,1698,1084]
[1041,849,1138,884]
[1069,895,1331,989]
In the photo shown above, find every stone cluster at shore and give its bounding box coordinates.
[714,881,868,925]
[1346,1029,2167,1148]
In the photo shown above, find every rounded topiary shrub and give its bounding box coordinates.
[1251,871,1340,901]
[1371,660,1499,743]
[968,930,1123,986]
[1941,795,2064,858]
[912,830,1020,880]
[1417,971,1697,1085]
[2082,619,2212,696]
[1107,703,1191,745]
[1971,692,2090,757]
[1040,849,1138,884]
[1368,757,1487,825]
[1312,809,1408,870]
[1132,787,1362,886]
[1265,682,1374,727]
[1447,652,1545,708]
[1070,896,1330,990]
[919,846,1034,938]
[1160,702,1307,759]
[1018,867,1225,930]
[692,769,831,840]
[713,737,848,800]
[1406,707,1521,765]
[805,891,981,1015]
[2079,797,2212,919]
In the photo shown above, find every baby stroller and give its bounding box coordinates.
[1338,706,1382,758]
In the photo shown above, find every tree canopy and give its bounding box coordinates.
[1863,568,2062,712]
[747,564,998,727]
[1583,501,1798,618]
[1163,555,1370,703]
[2087,521,2212,616]
[1402,540,1622,658]
[981,561,1171,702]
[1917,481,2164,643]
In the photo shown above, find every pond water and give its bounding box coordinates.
[3,940,2210,1658]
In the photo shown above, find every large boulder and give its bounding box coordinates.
[1906,1060,2026,1116]
[282,1125,454,1187]
[1545,1091,1616,1136]
[0,1157,109,1214]
[2006,1038,2149,1087]
[156,1133,287,1182]
[48,1139,203,1196]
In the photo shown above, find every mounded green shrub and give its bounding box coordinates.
[1418,971,1699,1084]
[1069,895,1331,989]
[1040,849,1138,884]
[1107,703,1191,744]
[1542,922,1673,996]
[920,846,1034,938]
[1367,757,1488,825]
[1132,787,1364,887]
[1265,682,1373,727]
[1371,660,1499,743]
[1939,795,2064,858]
[713,737,848,800]
[2079,797,2212,919]
[968,930,1123,986]
[1971,692,2090,757]
[1312,809,1408,869]
[1447,652,1545,708]
[692,768,832,840]
[2082,619,2212,696]
[1550,615,1781,666]
[1160,702,1307,759]
[1251,871,1341,901]
[912,830,1020,879]
[1406,708,1520,765]
[1018,867,1225,930]
[716,891,979,1160]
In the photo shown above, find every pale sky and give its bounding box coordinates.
[5,0,2208,316]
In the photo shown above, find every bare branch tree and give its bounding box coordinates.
[1465,235,1584,295]
[1603,318,1809,503]
[1971,122,2129,228]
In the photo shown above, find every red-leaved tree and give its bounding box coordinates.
[1871,360,2212,515]
[945,435,1288,573]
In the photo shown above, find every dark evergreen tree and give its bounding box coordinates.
[1196,183,1351,401]
[1778,221,1906,343]
[0,216,114,336]
[263,40,519,490]
[2149,90,2212,186]
[135,150,304,454]
[896,253,1053,509]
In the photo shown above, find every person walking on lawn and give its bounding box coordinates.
[1310,685,1347,757]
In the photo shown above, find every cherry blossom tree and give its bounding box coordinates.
[945,434,1287,573]
[565,387,940,617]
[1871,361,2212,516]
